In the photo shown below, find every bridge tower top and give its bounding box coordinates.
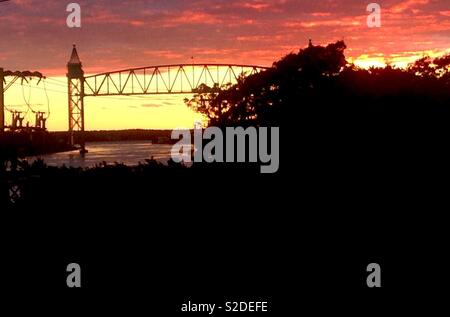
[67,44,84,79]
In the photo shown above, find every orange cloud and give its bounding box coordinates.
[242,2,270,11]
[311,12,332,17]
[389,0,430,13]
[163,11,219,27]
[352,48,450,69]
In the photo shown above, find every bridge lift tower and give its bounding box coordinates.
[67,45,86,153]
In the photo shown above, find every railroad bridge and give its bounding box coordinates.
[67,45,270,151]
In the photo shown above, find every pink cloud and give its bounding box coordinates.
[0,0,449,75]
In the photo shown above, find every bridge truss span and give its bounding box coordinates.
[66,45,270,150]
[83,64,270,96]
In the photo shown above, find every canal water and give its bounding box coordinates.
[27,141,187,168]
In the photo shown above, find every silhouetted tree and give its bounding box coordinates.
[187,41,450,130]
[186,40,348,127]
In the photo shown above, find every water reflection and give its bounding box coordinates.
[27,141,189,168]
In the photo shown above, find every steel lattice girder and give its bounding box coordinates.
[83,64,270,96]
[68,77,84,132]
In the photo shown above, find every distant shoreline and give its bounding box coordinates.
[0,129,178,160]
[50,129,177,144]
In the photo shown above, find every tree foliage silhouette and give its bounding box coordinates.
[186,40,450,128]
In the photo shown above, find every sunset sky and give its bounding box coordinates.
[1,0,449,131]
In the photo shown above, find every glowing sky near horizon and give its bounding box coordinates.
[1,0,449,130]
